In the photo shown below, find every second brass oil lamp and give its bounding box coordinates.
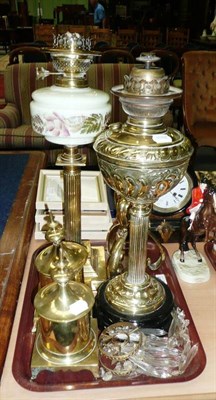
[94,54,193,328]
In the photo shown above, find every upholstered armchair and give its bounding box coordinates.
[182,51,216,148]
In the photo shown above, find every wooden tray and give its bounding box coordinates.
[12,243,206,392]
[0,151,46,378]
[204,242,216,270]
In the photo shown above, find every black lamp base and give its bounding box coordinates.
[94,279,174,331]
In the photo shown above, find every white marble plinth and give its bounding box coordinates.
[172,250,210,283]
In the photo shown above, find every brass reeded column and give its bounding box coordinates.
[127,204,152,285]
[64,165,81,242]
[57,146,86,243]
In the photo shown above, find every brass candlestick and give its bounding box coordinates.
[94,54,193,328]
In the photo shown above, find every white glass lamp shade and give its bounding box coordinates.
[30,85,111,146]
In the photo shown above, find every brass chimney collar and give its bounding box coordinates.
[42,32,101,88]
[122,52,170,95]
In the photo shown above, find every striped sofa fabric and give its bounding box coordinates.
[0,63,133,155]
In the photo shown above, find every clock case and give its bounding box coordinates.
[150,167,198,242]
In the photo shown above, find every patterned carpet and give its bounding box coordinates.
[0,154,29,236]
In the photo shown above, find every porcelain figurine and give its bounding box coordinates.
[172,183,216,283]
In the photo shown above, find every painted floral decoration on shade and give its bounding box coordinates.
[32,112,109,137]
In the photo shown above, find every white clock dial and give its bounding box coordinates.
[153,173,193,215]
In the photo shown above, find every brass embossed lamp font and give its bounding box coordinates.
[94,54,193,328]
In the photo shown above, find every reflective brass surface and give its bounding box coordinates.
[35,241,88,287]
[34,275,94,322]
[43,212,64,244]
[56,146,86,243]
[83,241,107,294]
[45,32,100,89]
[130,64,165,79]
[105,272,165,315]
[56,146,86,166]
[94,57,193,318]
[31,319,99,378]
[95,125,192,206]
[34,254,95,363]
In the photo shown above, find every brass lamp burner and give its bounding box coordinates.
[124,53,170,95]
[39,31,101,88]
[94,54,193,328]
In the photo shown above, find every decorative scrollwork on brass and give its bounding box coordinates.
[95,127,192,164]
[53,31,92,51]
[124,74,170,95]
[98,158,186,204]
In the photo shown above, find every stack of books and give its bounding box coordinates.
[35,169,113,240]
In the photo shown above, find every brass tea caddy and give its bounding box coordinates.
[32,246,99,378]
[94,53,193,328]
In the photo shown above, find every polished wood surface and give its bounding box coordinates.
[0,239,215,399]
[0,151,46,377]
[205,242,216,270]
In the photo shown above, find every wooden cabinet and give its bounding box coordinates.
[33,24,57,45]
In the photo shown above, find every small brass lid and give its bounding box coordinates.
[34,278,95,322]
[130,65,165,80]
[34,251,94,322]
[35,241,88,279]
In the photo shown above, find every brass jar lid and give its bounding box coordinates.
[35,241,88,279]
[34,280,94,322]
[34,264,94,322]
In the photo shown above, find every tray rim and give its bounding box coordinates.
[12,243,206,392]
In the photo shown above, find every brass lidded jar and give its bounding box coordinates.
[34,251,96,365]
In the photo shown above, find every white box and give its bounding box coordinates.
[36,170,109,211]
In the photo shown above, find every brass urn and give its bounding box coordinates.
[94,54,193,327]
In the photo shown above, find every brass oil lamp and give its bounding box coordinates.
[30,32,111,243]
[94,54,193,328]
[30,32,111,376]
